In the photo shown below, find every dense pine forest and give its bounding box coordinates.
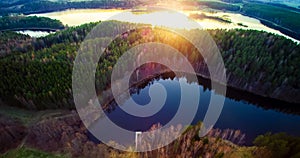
[0,21,299,110]
[0,16,64,31]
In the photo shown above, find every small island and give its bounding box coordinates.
[189,13,232,23]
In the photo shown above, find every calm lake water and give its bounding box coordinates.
[100,76,300,145]
[15,30,54,38]
[30,8,299,43]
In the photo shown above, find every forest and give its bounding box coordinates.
[1,118,300,158]
[0,16,64,31]
[0,0,138,16]
[182,0,241,11]
[0,21,299,110]
[198,1,240,11]
[241,2,300,40]
[253,132,300,158]
[241,2,300,33]
[0,31,32,57]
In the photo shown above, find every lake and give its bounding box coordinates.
[15,30,54,38]
[91,74,300,145]
[29,8,299,43]
[26,8,300,145]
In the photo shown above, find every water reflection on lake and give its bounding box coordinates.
[101,76,300,145]
[16,30,54,38]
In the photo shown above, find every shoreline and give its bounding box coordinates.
[22,7,130,16]
[239,13,300,41]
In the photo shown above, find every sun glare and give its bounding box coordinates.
[112,10,201,30]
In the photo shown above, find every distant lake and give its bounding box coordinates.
[92,75,300,145]
[29,8,299,43]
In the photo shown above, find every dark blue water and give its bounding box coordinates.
[105,77,300,145]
